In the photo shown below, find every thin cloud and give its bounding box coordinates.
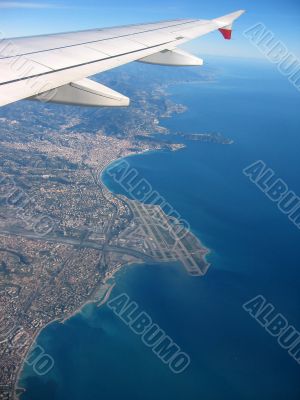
[0,2,68,9]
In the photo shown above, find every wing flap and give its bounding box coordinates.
[31,78,130,107]
[138,49,203,66]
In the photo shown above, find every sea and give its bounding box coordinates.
[20,56,300,400]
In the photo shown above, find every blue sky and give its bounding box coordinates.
[1,0,299,59]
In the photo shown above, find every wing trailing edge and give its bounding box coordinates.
[138,49,203,66]
[31,78,130,107]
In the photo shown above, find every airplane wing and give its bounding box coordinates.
[0,10,245,108]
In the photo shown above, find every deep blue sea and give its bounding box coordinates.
[20,57,300,399]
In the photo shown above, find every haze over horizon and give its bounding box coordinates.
[1,0,300,59]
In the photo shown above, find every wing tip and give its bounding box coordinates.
[218,28,232,40]
[216,9,246,40]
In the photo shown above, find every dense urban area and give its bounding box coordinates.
[0,64,230,399]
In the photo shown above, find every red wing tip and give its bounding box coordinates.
[218,28,232,40]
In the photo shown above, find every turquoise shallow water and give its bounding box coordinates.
[20,58,300,399]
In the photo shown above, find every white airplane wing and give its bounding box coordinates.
[0,10,245,108]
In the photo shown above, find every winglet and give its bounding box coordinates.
[219,27,232,40]
[213,10,245,40]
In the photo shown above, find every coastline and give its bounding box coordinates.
[101,149,211,270]
[16,103,210,400]
[15,148,163,398]
[10,55,300,400]
[15,258,151,398]
[15,261,143,398]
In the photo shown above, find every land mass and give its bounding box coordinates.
[0,63,221,399]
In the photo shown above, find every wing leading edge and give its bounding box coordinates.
[0,10,245,108]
